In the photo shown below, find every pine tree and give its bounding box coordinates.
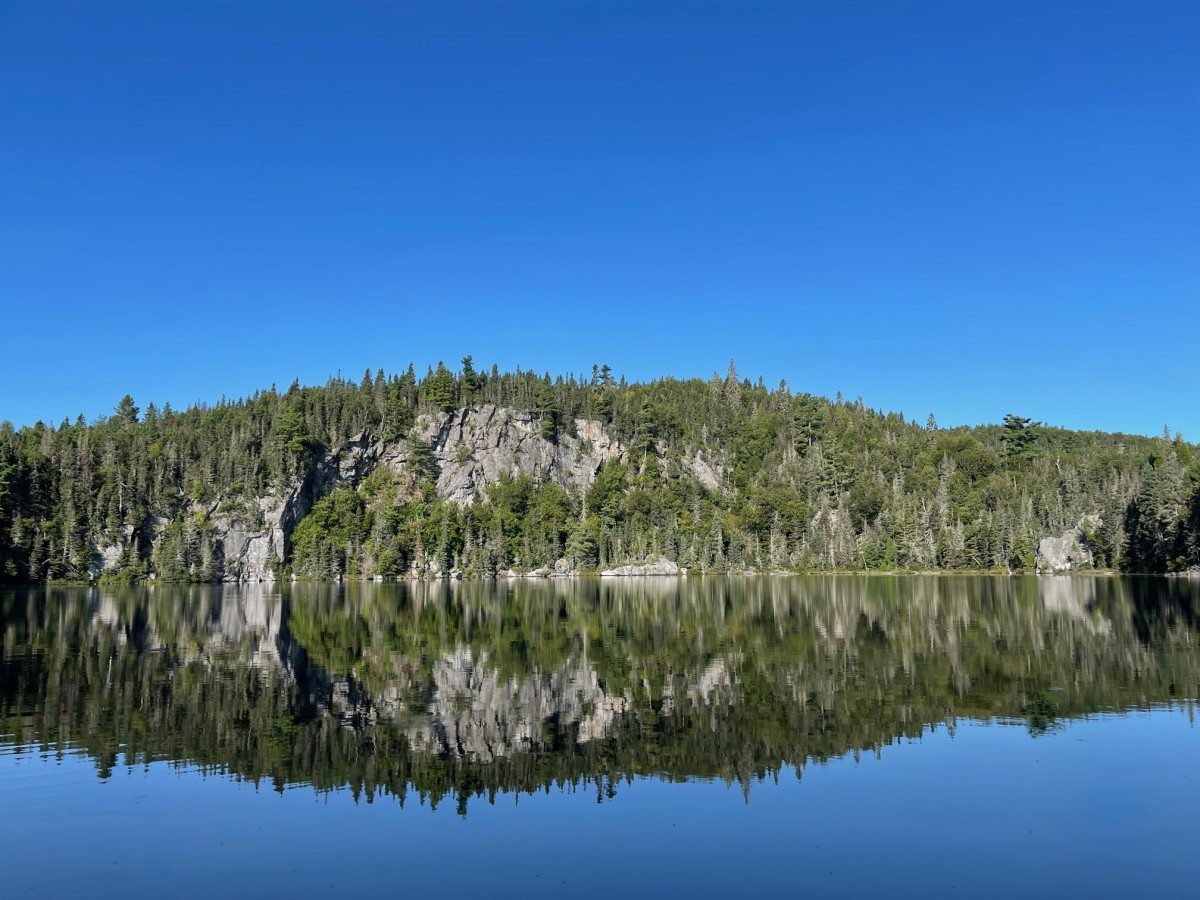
[428,362,458,413]
[115,394,140,425]
[460,356,481,404]
[1001,414,1039,461]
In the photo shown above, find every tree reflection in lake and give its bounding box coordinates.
[1,576,1196,815]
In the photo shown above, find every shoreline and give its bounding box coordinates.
[13,568,1200,590]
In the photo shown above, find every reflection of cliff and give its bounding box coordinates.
[402,648,629,760]
[1,577,1197,813]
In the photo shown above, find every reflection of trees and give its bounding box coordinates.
[1,577,1197,814]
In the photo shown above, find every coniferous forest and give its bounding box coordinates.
[1,359,1197,584]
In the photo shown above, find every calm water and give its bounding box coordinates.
[2,576,1198,897]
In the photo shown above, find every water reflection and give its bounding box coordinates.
[1,576,1197,813]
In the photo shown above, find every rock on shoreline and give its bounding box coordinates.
[1036,514,1100,574]
[600,558,680,577]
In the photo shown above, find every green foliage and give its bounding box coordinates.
[114,394,139,425]
[405,434,437,483]
[1001,413,1040,462]
[534,378,561,442]
[273,404,314,457]
[292,488,367,578]
[0,364,1196,584]
[425,361,458,413]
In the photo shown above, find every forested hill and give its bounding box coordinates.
[1,359,1197,583]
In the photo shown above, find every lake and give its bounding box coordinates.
[2,576,1197,897]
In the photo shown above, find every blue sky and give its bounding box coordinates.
[2,1,1196,437]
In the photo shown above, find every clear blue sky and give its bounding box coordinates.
[2,1,1196,437]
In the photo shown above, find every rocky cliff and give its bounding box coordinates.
[186,431,385,583]
[395,404,625,505]
[91,406,624,583]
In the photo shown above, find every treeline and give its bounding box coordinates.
[1,358,1198,582]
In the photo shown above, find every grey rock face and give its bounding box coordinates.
[686,452,722,491]
[88,527,133,579]
[210,495,288,583]
[601,557,680,577]
[1036,516,1099,574]
[209,433,386,583]
[393,405,624,506]
[98,542,124,574]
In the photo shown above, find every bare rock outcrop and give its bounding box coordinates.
[685,452,722,491]
[88,525,134,579]
[601,557,680,577]
[1036,515,1100,574]
[209,494,290,583]
[209,432,386,582]
[392,405,624,505]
